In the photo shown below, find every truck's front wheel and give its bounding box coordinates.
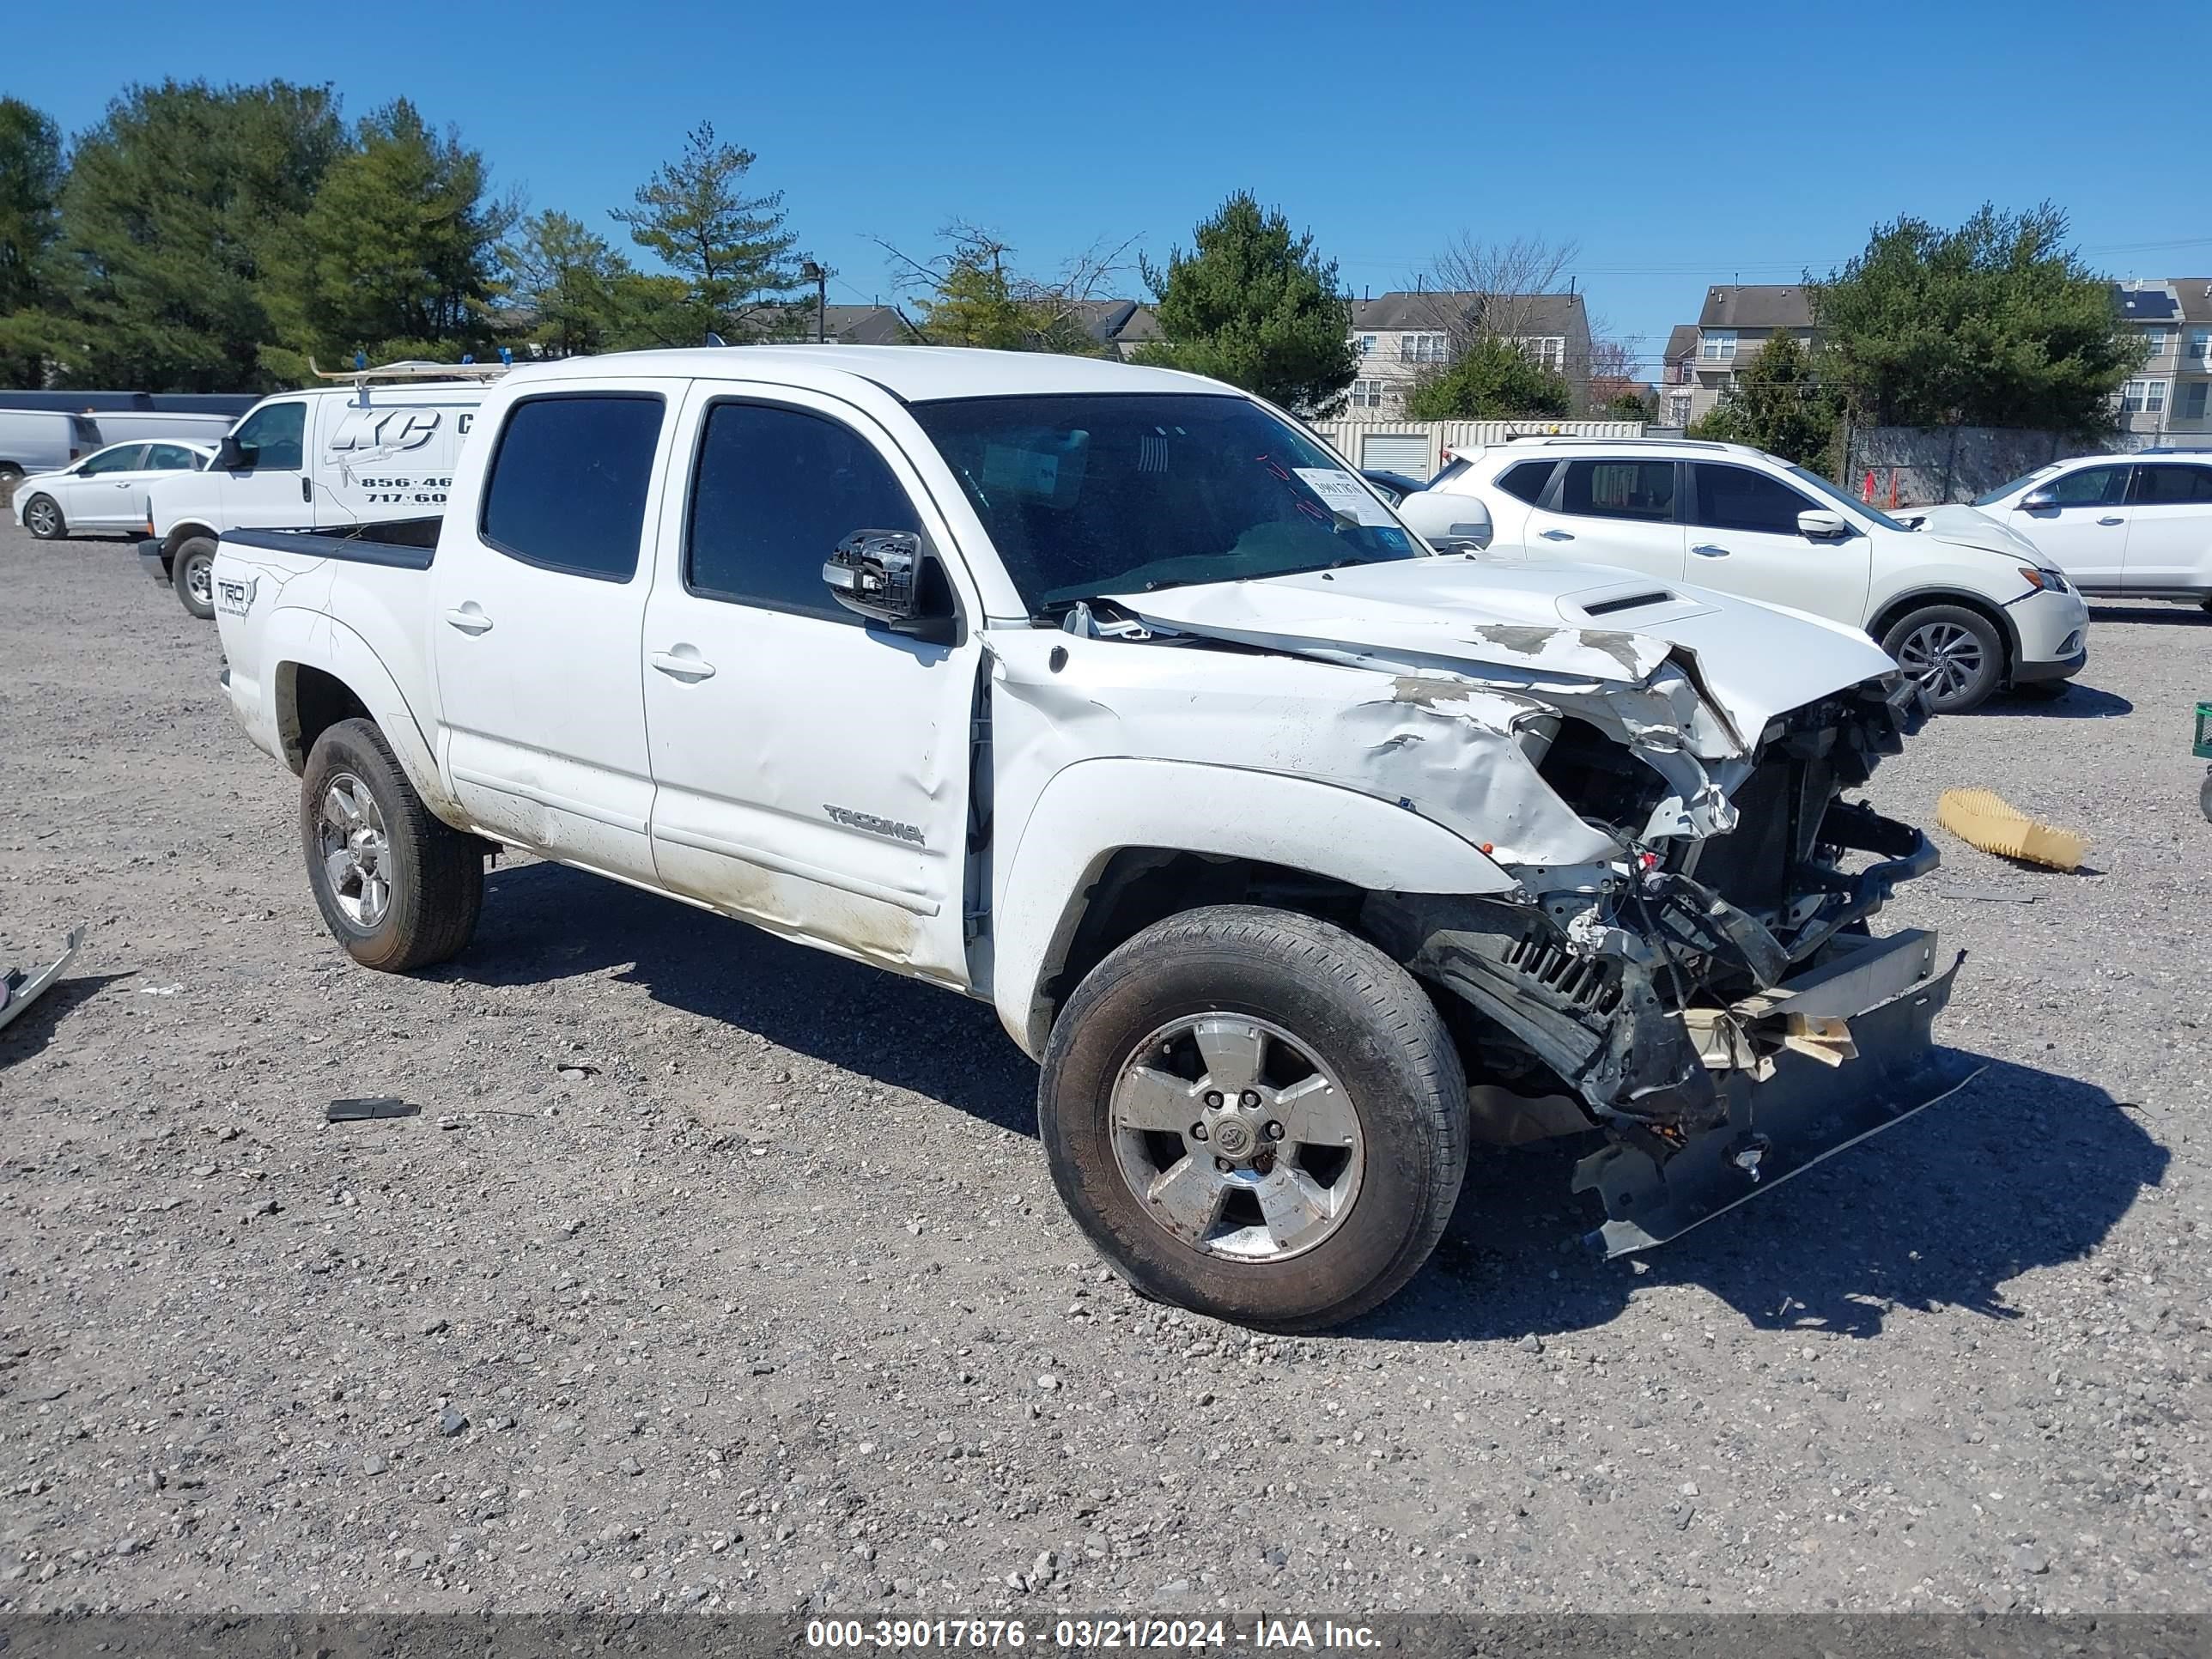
[1039,906,1468,1333]
[301,718,483,972]
[173,536,218,620]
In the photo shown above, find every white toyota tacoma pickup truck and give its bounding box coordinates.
[210,346,1973,1332]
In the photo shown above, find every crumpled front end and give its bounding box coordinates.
[1357,665,1977,1254]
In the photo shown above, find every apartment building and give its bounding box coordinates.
[1658,285,1818,424]
[2113,280,2212,436]
[1344,290,1593,412]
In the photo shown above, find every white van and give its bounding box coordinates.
[0,410,102,492]
[140,370,498,617]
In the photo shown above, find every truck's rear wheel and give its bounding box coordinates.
[173,535,218,620]
[1038,905,1468,1333]
[301,717,483,972]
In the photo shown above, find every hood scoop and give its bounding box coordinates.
[1576,587,1680,618]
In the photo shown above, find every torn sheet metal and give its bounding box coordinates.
[0,925,85,1036]
[1113,557,1900,742]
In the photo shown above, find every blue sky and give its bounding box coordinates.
[15,0,2211,374]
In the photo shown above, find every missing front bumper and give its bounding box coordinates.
[1571,928,1979,1256]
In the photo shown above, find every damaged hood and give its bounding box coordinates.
[1910,504,2045,562]
[1111,558,1898,740]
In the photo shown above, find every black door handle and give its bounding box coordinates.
[301,477,312,503]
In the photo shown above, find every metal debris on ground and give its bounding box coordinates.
[325,1097,422,1122]
[1936,787,2089,872]
[0,925,86,1036]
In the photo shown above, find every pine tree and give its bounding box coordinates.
[611,123,804,343]
[0,97,64,385]
[43,80,343,391]
[1136,192,1355,416]
[270,99,507,374]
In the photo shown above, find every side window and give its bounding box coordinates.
[1557,459,1675,522]
[686,401,921,623]
[1495,459,1556,505]
[147,444,198,471]
[2042,465,2126,507]
[1691,463,1814,535]
[230,403,306,471]
[2132,464,2212,505]
[480,394,665,581]
[81,445,149,476]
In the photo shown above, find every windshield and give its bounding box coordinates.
[907,392,1420,611]
[1784,464,1910,532]
[1972,465,2057,507]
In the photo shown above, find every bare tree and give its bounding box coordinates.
[870,222,1139,353]
[1410,234,1581,351]
[1587,336,1644,408]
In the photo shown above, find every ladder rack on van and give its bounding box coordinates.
[309,356,513,386]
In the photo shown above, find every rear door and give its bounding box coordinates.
[2119,462,2212,593]
[430,385,680,884]
[1521,457,1685,578]
[1685,461,1871,624]
[638,384,981,982]
[1475,457,1558,559]
[2008,463,2130,589]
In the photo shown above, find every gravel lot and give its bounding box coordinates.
[3,519,2209,1619]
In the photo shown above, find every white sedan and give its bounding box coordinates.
[15,441,215,541]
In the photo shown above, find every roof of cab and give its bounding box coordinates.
[498,343,1234,404]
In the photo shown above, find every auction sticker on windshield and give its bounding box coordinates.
[1293,467,1399,527]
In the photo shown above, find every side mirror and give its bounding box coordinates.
[1796,508,1850,540]
[1395,490,1493,550]
[2019,487,2057,509]
[216,434,251,471]
[823,529,959,643]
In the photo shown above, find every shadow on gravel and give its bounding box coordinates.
[1981,682,2133,719]
[0,973,131,1068]
[1369,1055,2168,1345]
[2086,602,2210,626]
[455,866,2167,1348]
[469,861,1037,1136]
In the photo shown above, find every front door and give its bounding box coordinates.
[215,399,313,530]
[1685,462,1871,626]
[429,386,678,884]
[2008,463,2131,590]
[2120,462,2212,592]
[1521,458,1686,579]
[639,386,981,984]
[59,444,149,529]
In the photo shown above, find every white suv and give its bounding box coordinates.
[1970,451,2212,610]
[1397,438,2090,714]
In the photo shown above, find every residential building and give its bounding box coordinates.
[1662,285,1819,424]
[1345,290,1593,412]
[2113,280,2212,437]
[1657,325,1701,428]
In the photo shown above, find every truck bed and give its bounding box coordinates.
[222,517,443,570]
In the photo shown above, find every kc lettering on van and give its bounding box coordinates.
[327,409,445,454]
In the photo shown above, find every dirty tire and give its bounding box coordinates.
[301,717,483,972]
[1882,604,2003,714]
[173,535,218,620]
[1039,905,1468,1334]
[22,494,65,540]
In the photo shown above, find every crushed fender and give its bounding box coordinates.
[0,925,86,1036]
[1936,787,2087,871]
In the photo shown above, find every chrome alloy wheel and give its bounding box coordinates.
[24,496,60,538]
[1109,1014,1365,1262]
[182,552,214,609]
[1893,620,1985,703]
[317,773,393,927]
